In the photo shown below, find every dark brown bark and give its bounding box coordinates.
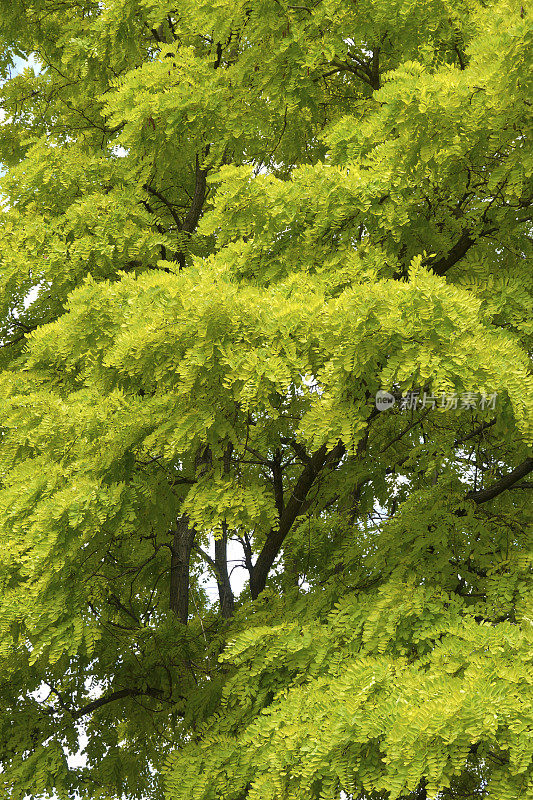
[169,515,195,624]
[454,417,497,446]
[182,153,208,234]
[215,444,235,618]
[329,47,381,91]
[272,449,285,518]
[370,47,381,90]
[215,524,235,619]
[143,147,209,269]
[467,456,533,504]
[249,441,345,599]
[415,778,427,800]
[143,184,182,228]
[429,230,474,275]
[71,686,164,720]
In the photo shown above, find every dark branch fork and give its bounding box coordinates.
[65,441,530,724]
[247,405,382,599]
[250,440,346,599]
[467,457,533,504]
[143,150,209,269]
[70,687,165,720]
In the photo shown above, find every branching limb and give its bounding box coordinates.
[71,686,166,720]
[143,184,182,228]
[467,457,533,504]
[250,441,345,599]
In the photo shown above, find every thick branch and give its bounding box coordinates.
[169,515,195,624]
[281,437,312,465]
[239,532,254,578]
[215,525,235,619]
[150,22,167,44]
[193,542,218,572]
[328,58,377,90]
[182,154,208,234]
[370,47,381,90]
[429,230,474,275]
[427,225,498,276]
[216,444,235,618]
[272,450,285,518]
[454,418,497,447]
[250,441,345,599]
[71,687,163,720]
[144,184,182,228]
[467,457,533,504]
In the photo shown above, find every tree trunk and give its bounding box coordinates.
[215,524,235,618]
[169,515,195,624]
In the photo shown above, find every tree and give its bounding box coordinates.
[0,0,531,798]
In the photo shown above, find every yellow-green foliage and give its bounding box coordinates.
[0,1,531,799]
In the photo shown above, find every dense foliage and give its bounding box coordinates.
[0,1,532,798]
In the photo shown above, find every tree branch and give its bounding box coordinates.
[249,440,345,599]
[454,418,497,447]
[182,153,208,234]
[467,457,533,504]
[193,542,218,573]
[272,450,285,518]
[214,445,236,618]
[169,515,195,623]
[71,687,163,720]
[215,524,235,618]
[143,184,182,228]
[426,226,498,276]
[428,230,474,275]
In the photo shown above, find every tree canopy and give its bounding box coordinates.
[0,1,532,799]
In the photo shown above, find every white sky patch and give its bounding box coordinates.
[12,53,42,76]
[23,284,41,308]
[111,144,128,157]
[199,534,249,602]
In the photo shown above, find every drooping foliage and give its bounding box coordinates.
[0,1,531,799]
